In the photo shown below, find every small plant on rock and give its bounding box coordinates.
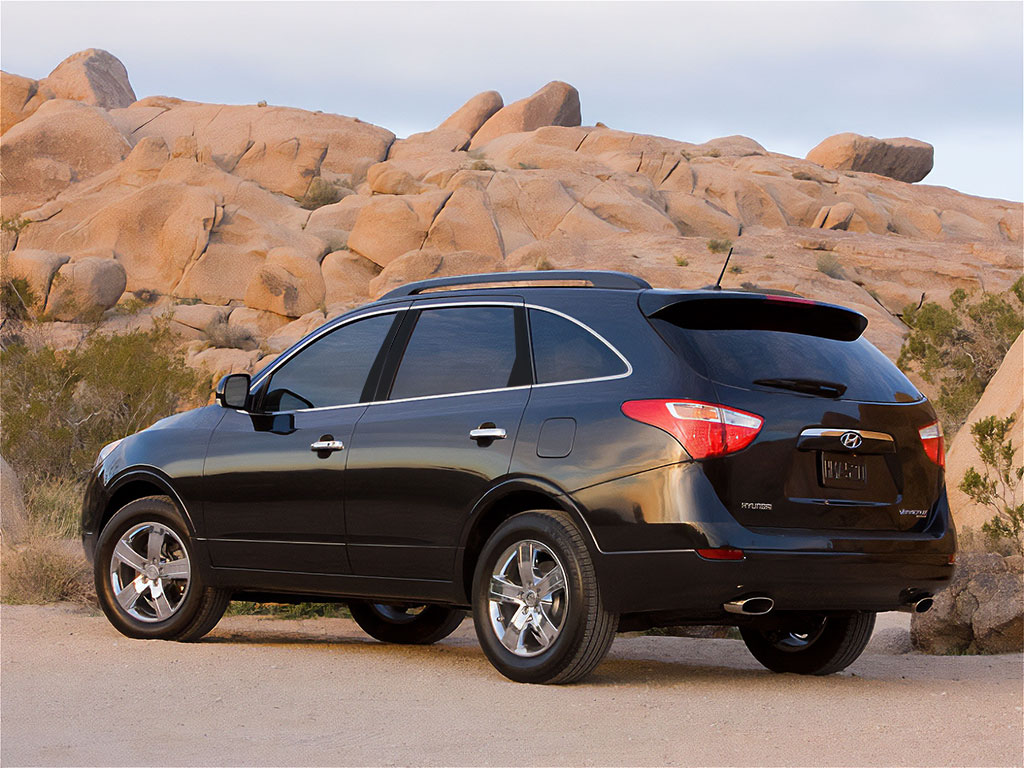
[959,414,1023,555]
[707,238,732,254]
[299,177,349,210]
[675,256,689,267]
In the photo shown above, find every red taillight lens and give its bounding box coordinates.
[696,547,745,560]
[919,421,945,468]
[621,399,764,459]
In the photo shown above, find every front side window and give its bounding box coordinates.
[529,309,628,384]
[390,306,520,399]
[262,313,396,411]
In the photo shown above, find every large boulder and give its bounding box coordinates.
[1,71,43,135]
[422,186,504,259]
[470,81,581,149]
[946,333,1024,531]
[348,191,451,267]
[438,90,504,138]
[911,553,1023,654]
[321,250,379,307]
[44,257,127,321]
[806,133,934,183]
[243,246,325,318]
[0,99,131,213]
[41,49,136,109]
[369,249,503,299]
[3,250,69,308]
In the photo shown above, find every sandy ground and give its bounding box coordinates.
[1,606,1021,768]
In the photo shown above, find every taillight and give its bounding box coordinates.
[696,547,745,560]
[621,399,764,459]
[919,421,945,468]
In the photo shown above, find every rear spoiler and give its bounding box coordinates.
[639,291,868,342]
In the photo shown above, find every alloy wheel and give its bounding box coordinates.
[108,522,191,622]
[487,539,568,657]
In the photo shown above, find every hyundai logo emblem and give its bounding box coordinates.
[840,431,863,450]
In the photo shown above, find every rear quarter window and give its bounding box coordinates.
[529,309,628,384]
[651,320,922,403]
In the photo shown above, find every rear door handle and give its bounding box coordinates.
[310,439,345,452]
[469,428,507,441]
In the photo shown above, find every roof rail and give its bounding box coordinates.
[379,270,652,300]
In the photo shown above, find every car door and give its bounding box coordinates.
[344,300,532,580]
[202,307,405,575]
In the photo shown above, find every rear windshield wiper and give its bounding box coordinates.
[753,378,848,398]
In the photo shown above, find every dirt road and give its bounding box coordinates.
[1,605,1021,767]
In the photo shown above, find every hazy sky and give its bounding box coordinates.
[3,1,1022,201]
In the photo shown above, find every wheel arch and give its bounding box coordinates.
[455,478,595,604]
[102,468,198,537]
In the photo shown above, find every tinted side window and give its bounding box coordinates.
[263,313,396,411]
[530,309,627,384]
[390,306,519,399]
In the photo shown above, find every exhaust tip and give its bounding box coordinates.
[724,596,775,616]
[912,597,934,613]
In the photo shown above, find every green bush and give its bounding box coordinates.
[299,177,349,210]
[1,277,36,320]
[707,238,732,254]
[959,414,1023,554]
[898,283,1023,434]
[1,323,205,484]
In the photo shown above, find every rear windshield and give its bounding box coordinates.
[651,319,922,403]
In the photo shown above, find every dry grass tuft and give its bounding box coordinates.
[2,537,94,605]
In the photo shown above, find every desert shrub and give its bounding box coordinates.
[469,159,496,172]
[204,316,257,351]
[0,537,93,604]
[1,215,30,236]
[228,601,351,619]
[816,253,845,279]
[707,238,732,254]
[22,477,84,539]
[0,322,205,484]
[728,264,743,274]
[959,414,1023,554]
[299,177,348,210]
[0,277,36,320]
[898,283,1023,434]
[675,257,689,267]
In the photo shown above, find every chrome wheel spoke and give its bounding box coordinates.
[535,566,564,599]
[116,575,146,611]
[149,582,173,621]
[532,606,558,646]
[146,527,165,561]
[489,575,521,604]
[500,606,530,652]
[159,558,190,580]
[516,542,536,587]
[112,540,146,573]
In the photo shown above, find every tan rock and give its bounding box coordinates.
[388,128,471,160]
[1,71,41,135]
[423,186,504,259]
[3,250,69,306]
[307,195,374,232]
[348,191,450,267]
[807,133,934,183]
[579,180,677,235]
[321,250,379,307]
[470,82,581,149]
[44,256,127,321]
[227,306,290,338]
[169,303,230,331]
[812,202,857,231]
[0,99,131,213]
[41,49,136,109]
[0,455,28,544]
[266,310,330,353]
[243,247,326,318]
[188,346,261,380]
[662,193,741,238]
[439,90,503,138]
[369,249,503,298]
[946,333,1024,531]
[694,135,767,158]
[366,163,427,195]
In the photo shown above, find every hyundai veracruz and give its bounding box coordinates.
[83,270,956,684]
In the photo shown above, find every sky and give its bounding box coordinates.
[2,1,1022,201]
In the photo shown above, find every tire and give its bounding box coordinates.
[94,495,230,642]
[472,510,617,684]
[348,601,465,645]
[740,611,876,675]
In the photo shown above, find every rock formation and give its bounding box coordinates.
[1,49,1021,381]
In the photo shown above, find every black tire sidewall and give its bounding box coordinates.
[740,612,872,675]
[472,512,591,683]
[348,601,464,644]
[94,497,206,640]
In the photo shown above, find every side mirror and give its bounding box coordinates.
[216,373,251,410]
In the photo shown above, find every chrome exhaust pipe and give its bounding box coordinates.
[898,596,934,614]
[724,596,775,616]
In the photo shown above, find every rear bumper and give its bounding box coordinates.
[597,548,954,615]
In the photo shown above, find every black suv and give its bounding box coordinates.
[83,271,955,683]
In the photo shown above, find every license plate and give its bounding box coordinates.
[821,453,867,489]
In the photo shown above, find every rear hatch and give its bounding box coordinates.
[642,292,945,533]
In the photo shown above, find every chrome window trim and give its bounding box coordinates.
[248,299,633,415]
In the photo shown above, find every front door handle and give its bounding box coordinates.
[470,427,507,441]
[310,439,345,452]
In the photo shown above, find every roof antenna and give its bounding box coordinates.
[712,248,734,291]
